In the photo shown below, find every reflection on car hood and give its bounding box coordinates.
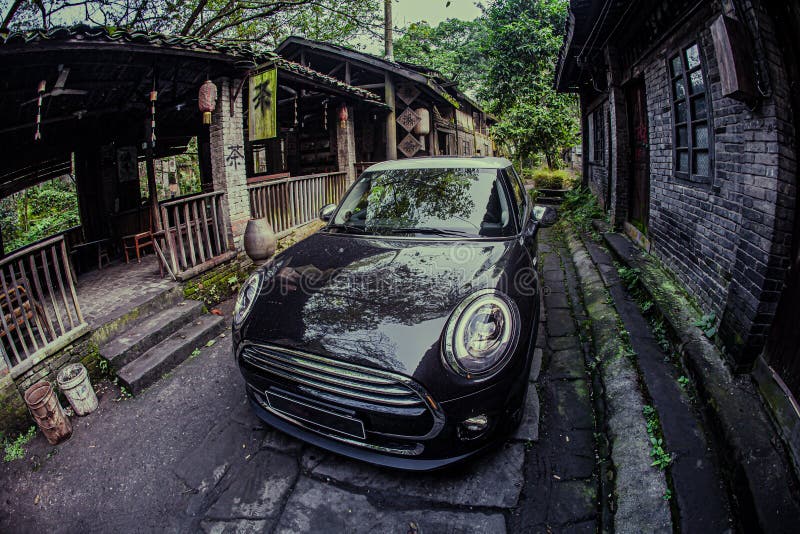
[242,232,521,379]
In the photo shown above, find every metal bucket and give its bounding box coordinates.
[57,363,98,416]
[23,381,72,445]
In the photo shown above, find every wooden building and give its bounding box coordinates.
[275,36,496,174]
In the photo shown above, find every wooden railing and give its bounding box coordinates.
[159,191,234,281]
[248,171,348,234]
[0,236,87,373]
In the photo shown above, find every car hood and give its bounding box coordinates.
[241,232,526,383]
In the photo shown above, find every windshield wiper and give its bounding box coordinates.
[325,223,369,234]
[385,227,472,237]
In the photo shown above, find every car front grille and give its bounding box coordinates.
[240,342,443,443]
[241,344,426,408]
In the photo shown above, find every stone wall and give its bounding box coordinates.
[0,333,101,433]
[183,253,254,307]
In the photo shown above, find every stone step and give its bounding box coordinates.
[91,286,185,348]
[100,300,205,370]
[117,314,225,395]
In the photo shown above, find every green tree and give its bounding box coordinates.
[481,0,579,168]
[1,0,382,47]
[394,18,488,98]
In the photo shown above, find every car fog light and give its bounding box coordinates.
[463,415,489,432]
[458,414,490,441]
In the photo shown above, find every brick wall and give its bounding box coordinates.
[584,99,612,210]
[632,2,796,367]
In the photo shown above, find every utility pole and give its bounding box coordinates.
[384,0,394,61]
[384,0,397,159]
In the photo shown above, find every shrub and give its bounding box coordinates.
[531,169,577,190]
[559,187,605,233]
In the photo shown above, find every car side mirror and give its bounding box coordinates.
[533,205,558,227]
[319,203,337,222]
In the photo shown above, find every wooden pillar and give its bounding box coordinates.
[0,225,4,257]
[385,72,397,160]
[146,150,162,232]
[337,103,357,183]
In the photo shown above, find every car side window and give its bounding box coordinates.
[504,166,528,226]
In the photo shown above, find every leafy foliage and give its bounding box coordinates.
[2,0,382,47]
[0,177,80,253]
[694,312,717,338]
[480,0,579,168]
[394,18,488,98]
[558,187,604,233]
[1,426,36,462]
[529,168,576,189]
[642,404,672,470]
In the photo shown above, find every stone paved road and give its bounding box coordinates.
[0,227,600,533]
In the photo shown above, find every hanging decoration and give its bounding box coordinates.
[413,108,431,135]
[248,67,278,140]
[34,80,46,141]
[338,103,348,128]
[323,100,328,130]
[293,97,298,126]
[198,80,218,125]
[149,87,158,148]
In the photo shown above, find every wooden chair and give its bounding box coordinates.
[122,231,154,263]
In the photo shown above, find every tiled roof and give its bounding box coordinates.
[1,25,385,104]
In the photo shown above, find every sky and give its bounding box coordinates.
[392,0,483,27]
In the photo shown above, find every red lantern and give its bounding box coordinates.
[338,103,349,128]
[199,80,218,125]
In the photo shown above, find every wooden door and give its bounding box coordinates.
[626,80,650,231]
[764,251,800,400]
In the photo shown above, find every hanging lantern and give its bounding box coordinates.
[338,103,349,128]
[34,80,46,141]
[198,80,218,125]
[413,108,431,135]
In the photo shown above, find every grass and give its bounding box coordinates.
[1,426,37,462]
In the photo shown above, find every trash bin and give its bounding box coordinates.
[24,381,72,445]
[57,363,98,416]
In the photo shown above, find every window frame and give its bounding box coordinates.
[669,42,713,184]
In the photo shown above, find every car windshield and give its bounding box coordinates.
[329,167,514,237]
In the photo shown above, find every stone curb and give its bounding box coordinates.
[565,228,672,534]
[602,230,800,532]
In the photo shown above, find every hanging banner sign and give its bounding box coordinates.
[248,67,277,141]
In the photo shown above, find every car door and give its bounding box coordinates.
[503,166,537,258]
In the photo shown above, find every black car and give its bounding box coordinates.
[233,157,556,470]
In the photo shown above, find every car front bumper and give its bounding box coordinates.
[237,341,533,471]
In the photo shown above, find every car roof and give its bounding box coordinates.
[365,157,514,172]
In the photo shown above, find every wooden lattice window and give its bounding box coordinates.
[670,43,712,181]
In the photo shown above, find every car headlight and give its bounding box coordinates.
[442,289,520,379]
[233,271,263,326]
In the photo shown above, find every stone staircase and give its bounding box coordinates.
[99,295,225,395]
